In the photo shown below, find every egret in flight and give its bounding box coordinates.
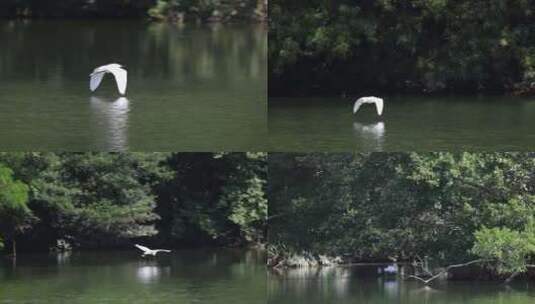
[353,96,384,116]
[90,63,127,95]
[135,244,171,257]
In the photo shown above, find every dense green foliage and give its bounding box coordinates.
[269,153,535,276]
[0,153,266,253]
[0,0,266,21]
[0,164,31,254]
[148,0,266,22]
[472,225,535,274]
[269,1,535,96]
[155,152,267,246]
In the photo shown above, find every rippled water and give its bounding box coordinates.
[268,265,535,304]
[0,249,265,304]
[0,20,267,151]
[269,96,535,151]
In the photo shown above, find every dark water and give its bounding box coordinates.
[0,249,265,304]
[269,96,535,151]
[268,265,535,304]
[0,20,266,151]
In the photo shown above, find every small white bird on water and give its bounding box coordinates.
[90,63,127,95]
[353,96,384,116]
[135,244,171,257]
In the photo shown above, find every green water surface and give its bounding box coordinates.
[0,20,267,151]
[268,265,535,304]
[0,249,265,304]
[269,96,535,151]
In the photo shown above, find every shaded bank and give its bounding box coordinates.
[268,153,535,282]
[0,0,267,23]
[269,1,535,97]
[0,0,154,18]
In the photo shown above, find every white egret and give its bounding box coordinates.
[89,63,127,95]
[134,244,171,257]
[383,264,398,274]
[353,96,384,115]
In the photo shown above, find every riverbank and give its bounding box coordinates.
[149,0,267,23]
[268,153,535,284]
[0,0,267,23]
[267,251,535,283]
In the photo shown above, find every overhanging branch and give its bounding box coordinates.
[407,259,487,285]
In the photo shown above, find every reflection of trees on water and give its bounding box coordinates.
[0,21,266,89]
[269,267,352,298]
[269,265,535,304]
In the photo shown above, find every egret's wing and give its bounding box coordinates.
[155,249,171,253]
[90,72,105,92]
[375,98,384,115]
[135,244,151,253]
[353,99,364,114]
[110,67,127,95]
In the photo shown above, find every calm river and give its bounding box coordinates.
[269,265,535,304]
[0,20,267,151]
[269,96,535,151]
[0,249,265,304]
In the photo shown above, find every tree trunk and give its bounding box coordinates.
[12,238,16,258]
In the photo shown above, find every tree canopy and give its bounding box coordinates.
[269,0,535,96]
[0,164,31,254]
[0,152,267,253]
[268,153,535,278]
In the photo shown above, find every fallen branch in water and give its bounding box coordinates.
[504,272,520,284]
[503,264,535,284]
[407,259,487,285]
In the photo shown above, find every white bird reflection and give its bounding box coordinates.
[410,285,442,295]
[89,96,130,151]
[353,121,385,151]
[136,263,171,284]
[382,279,400,298]
[55,251,72,266]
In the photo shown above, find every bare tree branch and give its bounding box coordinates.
[504,272,520,284]
[407,259,487,285]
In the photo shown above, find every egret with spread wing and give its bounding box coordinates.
[135,244,171,257]
[90,63,127,95]
[353,96,384,116]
